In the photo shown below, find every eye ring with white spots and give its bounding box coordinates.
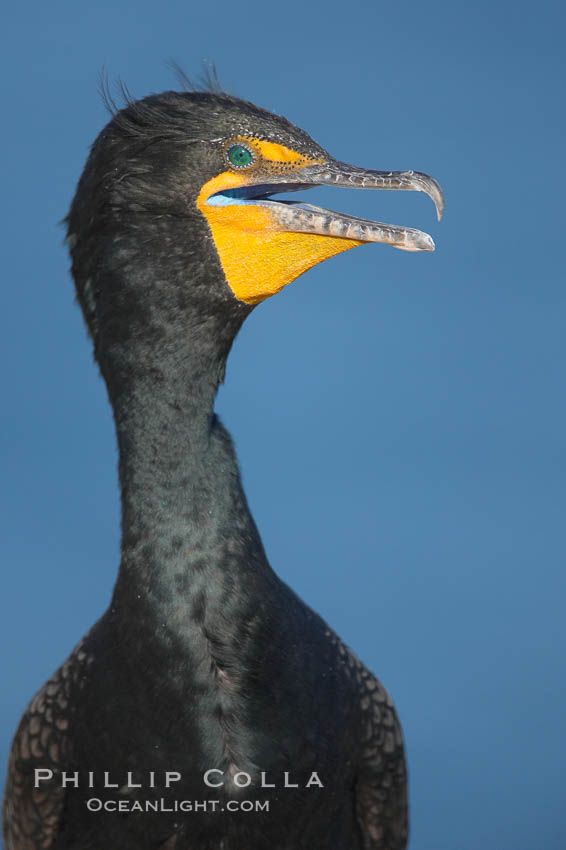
[226,143,254,169]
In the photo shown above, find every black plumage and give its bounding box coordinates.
[1,88,440,850]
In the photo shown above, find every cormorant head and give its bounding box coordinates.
[66,90,443,354]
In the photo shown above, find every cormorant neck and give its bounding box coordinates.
[112,335,223,551]
[90,230,263,615]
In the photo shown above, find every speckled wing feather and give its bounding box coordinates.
[338,639,409,850]
[2,641,92,850]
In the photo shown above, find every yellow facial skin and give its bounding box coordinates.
[197,138,363,306]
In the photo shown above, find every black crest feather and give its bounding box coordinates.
[99,61,225,121]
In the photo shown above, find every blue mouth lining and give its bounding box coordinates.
[206,183,309,206]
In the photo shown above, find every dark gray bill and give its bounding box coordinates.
[244,198,436,252]
[206,156,444,252]
[299,161,445,222]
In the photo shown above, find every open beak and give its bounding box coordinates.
[208,158,444,253]
[200,152,445,304]
[298,160,444,250]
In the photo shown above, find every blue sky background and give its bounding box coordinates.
[1,2,565,848]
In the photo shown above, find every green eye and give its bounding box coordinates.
[227,144,254,168]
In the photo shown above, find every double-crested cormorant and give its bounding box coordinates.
[3,88,443,850]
